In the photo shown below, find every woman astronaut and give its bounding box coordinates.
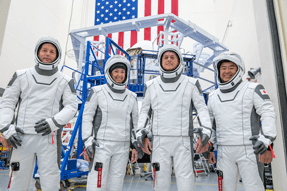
[82,55,139,191]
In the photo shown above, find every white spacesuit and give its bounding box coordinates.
[208,52,277,191]
[82,55,139,191]
[0,37,78,191]
[137,45,211,191]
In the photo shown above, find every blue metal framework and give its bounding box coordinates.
[68,13,228,99]
[0,148,9,170]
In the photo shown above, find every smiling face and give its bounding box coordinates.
[37,43,57,64]
[161,51,179,71]
[219,61,238,83]
[110,68,126,83]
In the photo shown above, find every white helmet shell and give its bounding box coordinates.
[104,55,130,92]
[158,44,183,79]
[34,37,62,70]
[213,52,245,92]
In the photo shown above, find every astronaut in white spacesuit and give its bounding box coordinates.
[82,55,140,191]
[0,37,78,191]
[136,44,212,191]
[207,52,277,191]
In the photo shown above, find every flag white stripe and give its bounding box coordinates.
[150,0,158,44]
[137,0,145,43]
[137,28,144,44]
[124,31,131,51]
[165,0,172,13]
[99,35,106,59]
[112,32,119,49]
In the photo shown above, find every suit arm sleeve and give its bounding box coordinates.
[49,79,78,130]
[131,95,139,142]
[137,84,152,131]
[82,89,98,140]
[208,101,216,145]
[253,85,277,144]
[0,72,21,132]
[191,80,212,137]
[132,95,139,131]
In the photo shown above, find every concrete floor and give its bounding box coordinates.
[0,169,244,191]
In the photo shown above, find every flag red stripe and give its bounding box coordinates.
[108,34,112,54]
[131,30,137,48]
[94,36,99,41]
[118,32,124,55]
[144,28,151,41]
[158,0,164,14]
[171,0,178,44]
[171,0,178,16]
[144,0,151,41]
[157,0,164,45]
[94,36,100,56]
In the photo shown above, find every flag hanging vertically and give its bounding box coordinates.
[94,0,178,51]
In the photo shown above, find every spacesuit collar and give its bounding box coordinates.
[107,83,126,94]
[35,65,58,76]
[160,74,181,83]
[219,79,242,93]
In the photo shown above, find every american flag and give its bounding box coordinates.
[94,0,178,51]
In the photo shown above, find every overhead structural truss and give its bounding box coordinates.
[70,13,228,71]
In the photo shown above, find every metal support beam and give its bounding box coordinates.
[70,13,228,58]
[163,16,173,45]
[132,21,140,32]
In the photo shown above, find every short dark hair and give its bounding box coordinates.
[109,63,127,73]
[218,59,236,70]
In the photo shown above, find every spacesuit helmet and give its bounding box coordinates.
[158,44,183,79]
[34,37,62,70]
[105,55,130,92]
[213,51,245,91]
